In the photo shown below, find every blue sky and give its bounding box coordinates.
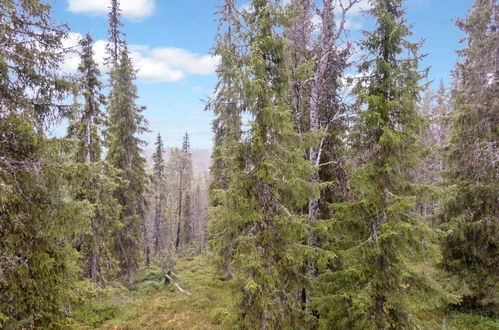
[49,0,472,150]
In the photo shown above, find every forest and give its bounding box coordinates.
[0,0,497,329]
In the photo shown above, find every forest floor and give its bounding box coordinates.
[67,256,241,329]
[67,256,498,330]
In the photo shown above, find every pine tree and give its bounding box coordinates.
[105,46,149,285]
[210,0,315,327]
[315,1,451,328]
[441,0,498,313]
[0,0,92,326]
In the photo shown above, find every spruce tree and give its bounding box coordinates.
[152,133,166,255]
[441,0,498,313]
[0,0,91,326]
[67,33,121,284]
[105,46,149,285]
[174,132,193,251]
[211,0,315,327]
[315,1,450,328]
[105,0,125,66]
[208,0,244,281]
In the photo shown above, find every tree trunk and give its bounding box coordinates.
[175,167,184,251]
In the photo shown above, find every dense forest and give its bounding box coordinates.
[0,0,497,329]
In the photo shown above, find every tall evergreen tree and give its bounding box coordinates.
[315,1,450,328]
[152,133,166,255]
[208,0,244,281]
[105,46,149,285]
[105,0,125,66]
[174,132,193,251]
[67,33,121,284]
[69,34,106,164]
[284,0,358,315]
[441,0,498,313]
[0,0,91,326]
[211,0,315,327]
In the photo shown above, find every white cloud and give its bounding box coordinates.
[60,32,83,74]
[148,47,219,75]
[60,36,219,84]
[66,0,156,21]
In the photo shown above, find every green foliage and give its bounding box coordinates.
[209,0,316,328]
[440,0,499,314]
[0,1,92,327]
[0,116,92,328]
[313,1,453,328]
[105,47,149,285]
[66,32,122,285]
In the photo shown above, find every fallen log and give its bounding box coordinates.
[164,271,191,296]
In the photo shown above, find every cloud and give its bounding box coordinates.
[60,32,83,74]
[148,47,219,75]
[66,0,156,21]
[129,45,219,83]
[60,35,219,83]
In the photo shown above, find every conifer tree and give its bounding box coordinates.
[441,0,498,313]
[182,192,193,246]
[208,0,244,281]
[105,46,149,285]
[315,1,450,328]
[67,33,121,284]
[174,132,193,251]
[284,1,356,313]
[0,0,91,326]
[211,0,315,327]
[105,0,125,66]
[152,133,166,255]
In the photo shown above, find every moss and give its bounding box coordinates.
[68,256,241,329]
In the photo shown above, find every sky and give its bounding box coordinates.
[49,0,473,150]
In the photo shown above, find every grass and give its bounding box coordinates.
[67,256,241,329]
[418,308,499,330]
[66,257,498,329]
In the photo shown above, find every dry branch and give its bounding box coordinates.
[164,272,191,296]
